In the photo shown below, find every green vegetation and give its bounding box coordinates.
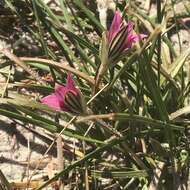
[0,0,190,189]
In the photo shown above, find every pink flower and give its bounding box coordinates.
[108,11,122,43]
[108,11,146,59]
[41,74,85,114]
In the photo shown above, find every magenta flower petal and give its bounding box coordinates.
[41,73,85,114]
[54,74,78,98]
[108,11,122,43]
[66,73,78,93]
[124,34,137,49]
[124,33,147,49]
[55,84,68,98]
[107,11,147,59]
[124,22,144,48]
[41,94,62,110]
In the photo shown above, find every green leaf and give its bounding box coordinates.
[164,47,190,82]
[78,113,184,131]
[92,169,148,178]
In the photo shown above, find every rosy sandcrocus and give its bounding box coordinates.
[108,10,146,61]
[95,11,146,92]
[41,74,86,114]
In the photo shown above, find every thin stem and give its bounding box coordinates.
[1,65,12,98]
[157,0,162,87]
[76,113,184,131]
[57,135,64,190]
[20,57,95,86]
[171,0,183,107]
[82,141,89,190]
